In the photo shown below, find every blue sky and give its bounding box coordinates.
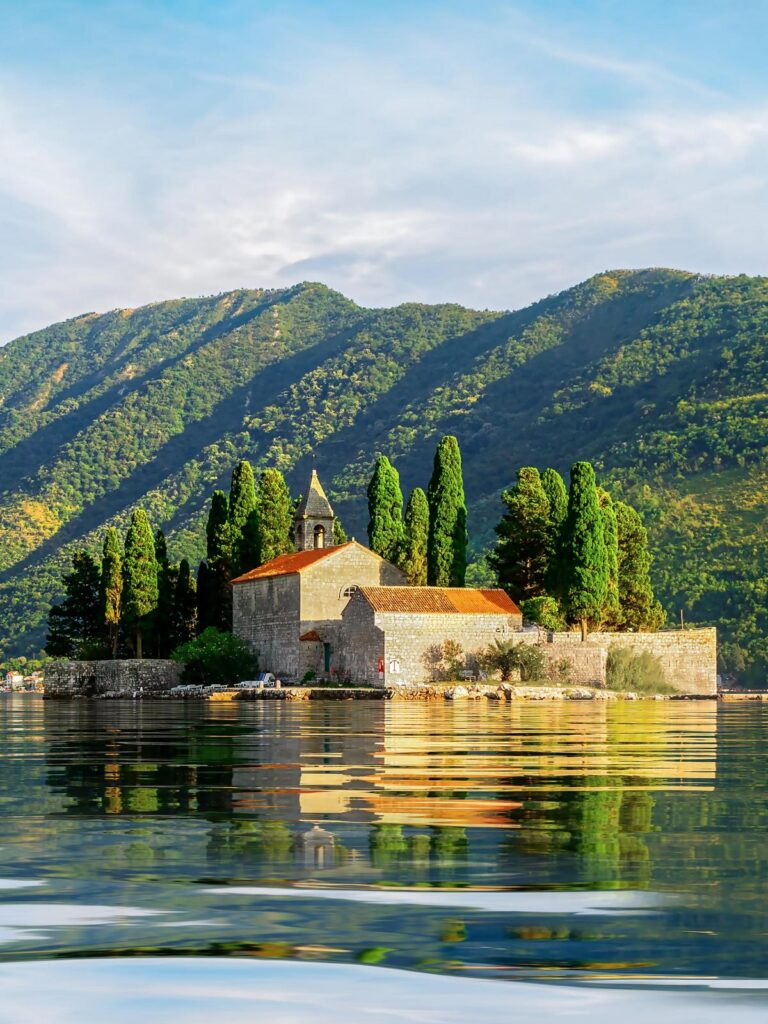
[2,1,768,341]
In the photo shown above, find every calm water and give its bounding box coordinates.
[1,696,767,1022]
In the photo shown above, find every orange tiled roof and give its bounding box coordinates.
[299,630,322,642]
[357,586,521,616]
[232,542,354,583]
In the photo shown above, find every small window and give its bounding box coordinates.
[341,584,358,599]
[314,524,325,549]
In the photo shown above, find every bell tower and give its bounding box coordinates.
[294,469,336,551]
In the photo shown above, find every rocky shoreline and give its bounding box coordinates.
[43,682,715,701]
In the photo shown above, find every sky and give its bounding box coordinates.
[2,0,768,342]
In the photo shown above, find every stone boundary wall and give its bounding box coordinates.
[547,627,717,696]
[44,659,182,697]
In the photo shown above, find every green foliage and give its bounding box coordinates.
[205,491,232,631]
[121,509,158,658]
[6,271,768,680]
[258,468,294,563]
[239,509,262,574]
[154,528,175,657]
[479,639,545,682]
[427,435,467,586]
[490,466,550,601]
[171,627,257,686]
[401,487,429,585]
[613,501,665,631]
[172,558,197,647]
[521,595,567,631]
[560,462,609,637]
[46,550,104,658]
[228,461,258,576]
[100,527,122,658]
[366,455,405,562]
[606,647,672,693]
[332,517,348,545]
[599,489,620,617]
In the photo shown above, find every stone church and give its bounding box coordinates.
[232,468,522,684]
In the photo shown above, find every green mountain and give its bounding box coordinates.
[2,269,768,680]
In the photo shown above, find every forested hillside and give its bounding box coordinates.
[2,269,768,680]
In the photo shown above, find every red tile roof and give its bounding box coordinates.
[299,630,322,642]
[232,542,354,583]
[357,587,521,616]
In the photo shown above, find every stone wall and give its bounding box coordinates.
[339,600,520,686]
[45,659,182,697]
[233,574,300,678]
[547,627,717,696]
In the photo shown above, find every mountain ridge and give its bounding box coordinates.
[2,268,767,679]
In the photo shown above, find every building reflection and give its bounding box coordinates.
[41,697,720,884]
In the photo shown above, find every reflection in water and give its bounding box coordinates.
[0,696,766,999]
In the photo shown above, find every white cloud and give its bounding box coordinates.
[2,21,768,342]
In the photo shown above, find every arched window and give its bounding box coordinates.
[314,524,325,549]
[341,584,358,599]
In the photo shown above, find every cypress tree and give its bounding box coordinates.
[258,469,294,564]
[599,489,620,620]
[402,487,429,585]
[46,550,103,658]
[100,527,122,658]
[614,502,665,631]
[122,509,159,658]
[367,455,405,562]
[542,467,568,596]
[560,462,609,640]
[196,560,212,633]
[154,528,174,657]
[206,490,232,631]
[228,460,258,576]
[333,517,349,545]
[489,467,550,602]
[239,508,262,572]
[427,435,467,586]
[172,558,198,647]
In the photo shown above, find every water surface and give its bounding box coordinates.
[1,697,766,1020]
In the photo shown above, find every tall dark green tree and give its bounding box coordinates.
[402,487,429,585]
[228,460,258,576]
[614,502,665,631]
[154,528,174,657]
[427,436,467,586]
[239,508,262,573]
[541,467,569,596]
[196,560,213,633]
[560,462,609,640]
[100,527,122,658]
[333,517,349,545]
[206,490,232,631]
[599,489,620,619]
[172,558,198,647]
[46,550,103,658]
[490,467,550,602]
[367,455,405,562]
[258,469,294,564]
[122,509,159,658]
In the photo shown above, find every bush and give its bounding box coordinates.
[171,627,257,686]
[479,640,546,682]
[422,639,465,680]
[521,596,567,632]
[606,646,673,693]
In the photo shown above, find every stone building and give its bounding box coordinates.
[342,586,522,686]
[232,540,405,680]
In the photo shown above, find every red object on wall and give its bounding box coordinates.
[377,658,385,673]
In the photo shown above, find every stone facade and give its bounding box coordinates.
[553,628,717,696]
[341,588,522,686]
[233,541,404,680]
[45,659,182,697]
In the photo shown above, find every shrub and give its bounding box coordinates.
[422,639,465,680]
[479,640,545,682]
[171,627,257,686]
[521,596,567,632]
[301,669,317,684]
[547,657,572,683]
[606,646,673,693]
